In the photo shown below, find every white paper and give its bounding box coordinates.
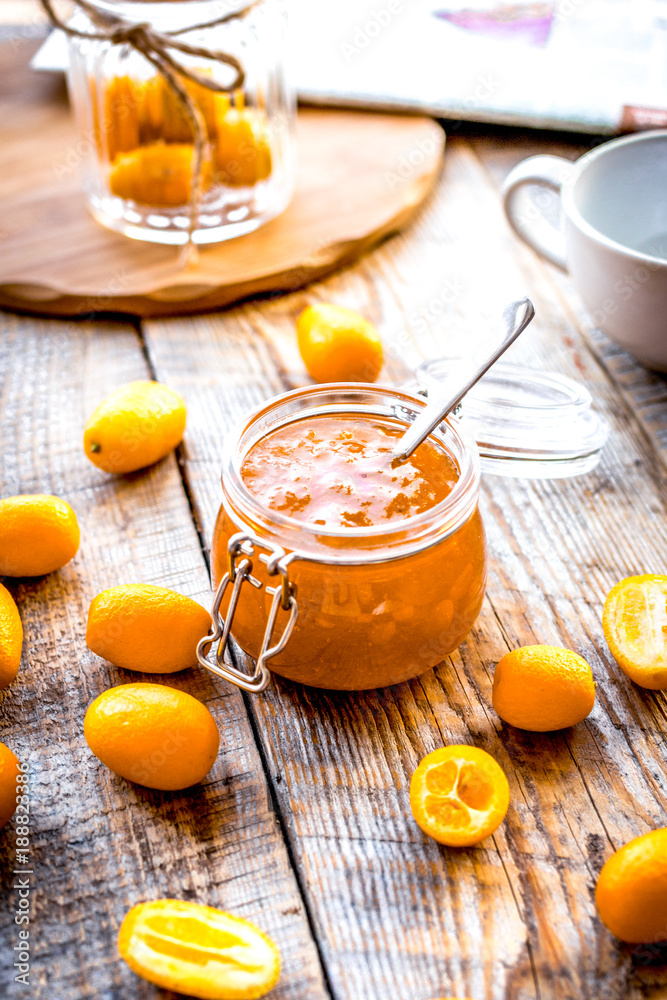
[31,0,667,133]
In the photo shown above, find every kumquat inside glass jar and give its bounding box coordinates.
[64,0,295,244]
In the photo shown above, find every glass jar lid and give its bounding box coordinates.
[414,361,610,479]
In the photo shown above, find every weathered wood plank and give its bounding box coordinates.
[144,130,667,1000]
[0,314,329,999]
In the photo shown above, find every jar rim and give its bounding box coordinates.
[220,383,481,562]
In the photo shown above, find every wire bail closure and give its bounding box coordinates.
[196,532,298,693]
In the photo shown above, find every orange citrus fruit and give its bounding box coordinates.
[153,72,220,144]
[118,899,280,999]
[110,141,213,207]
[296,303,383,383]
[602,574,667,689]
[595,828,667,943]
[0,583,22,689]
[83,380,186,474]
[0,494,80,577]
[0,741,20,829]
[214,107,272,187]
[99,74,141,160]
[84,683,219,790]
[86,583,211,673]
[410,745,510,847]
[492,644,595,731]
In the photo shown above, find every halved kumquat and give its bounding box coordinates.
[410,745,510,847]
[602,574,667,689]
[118,899,281,1000]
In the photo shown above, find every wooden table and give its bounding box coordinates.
[2,37,667,1000]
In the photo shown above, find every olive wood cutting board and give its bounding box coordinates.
[0,39,445,318]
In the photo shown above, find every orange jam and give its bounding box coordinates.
[240,415,459,529]
[212,403,487,690]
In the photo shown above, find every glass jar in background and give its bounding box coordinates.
[66,0,295,244]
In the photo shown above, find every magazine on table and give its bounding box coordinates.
[32,0,667,134]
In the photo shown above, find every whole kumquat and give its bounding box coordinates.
[110,142,213,207]
[0,494,80,577]
[296,303,383,383]
[602,574,667,690]
[83,380,186,474]
[84,683,219,790]
[492,644,595,731]
[410,745,510,847]
[213,107,272,187]
[86,583,212,673]
[595,828,667,943]
[0,742,21,829]
[0,583,22,689]
[118,899,281,1000]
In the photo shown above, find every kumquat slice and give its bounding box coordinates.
[118,899,281,1000]
[410,745,510,848]
[602,574,667,690]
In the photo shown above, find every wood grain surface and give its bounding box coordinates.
[2,37,667,1000]
[141,131,667,1000]
[0,315,329,1000]
[0,40,444,317]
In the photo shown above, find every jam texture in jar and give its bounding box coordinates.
[240,415,459,528]
[210,385,487,691]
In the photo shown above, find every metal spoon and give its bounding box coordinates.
[392,296,535,463]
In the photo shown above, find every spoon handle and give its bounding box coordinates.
[392,297,535,463]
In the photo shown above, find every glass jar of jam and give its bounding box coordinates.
[65,0,295,243]
[197,384,487,692]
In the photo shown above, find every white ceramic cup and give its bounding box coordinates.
[502,130,667,371]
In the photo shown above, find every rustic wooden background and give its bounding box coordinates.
[2,15,667,1000]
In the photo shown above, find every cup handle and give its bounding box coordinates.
[501,154,571,271]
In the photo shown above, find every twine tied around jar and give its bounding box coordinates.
[40,0,261,262]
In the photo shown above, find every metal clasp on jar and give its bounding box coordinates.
[196,531,298,692]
